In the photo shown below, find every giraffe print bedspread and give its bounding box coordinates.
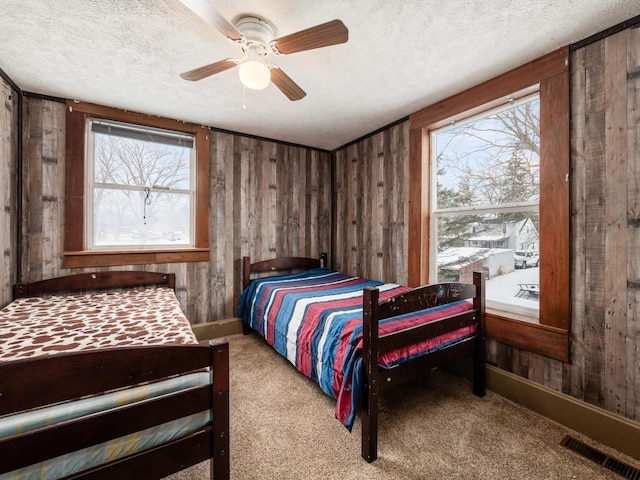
[0,287,198,361]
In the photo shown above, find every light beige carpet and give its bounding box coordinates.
[166,333,638,479]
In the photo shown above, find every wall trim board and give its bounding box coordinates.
[570,13,640,51]
[0,67,21,94]
[486,365,640,462]
[333,116,409,152]
[2,68,25,284]
[192,317,243,341]
[23,91,65,103]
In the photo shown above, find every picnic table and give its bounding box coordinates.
[516,283,539,299]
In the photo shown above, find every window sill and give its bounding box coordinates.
[487,300,539,323]
[485,312,570,363]
[64,248,210,268]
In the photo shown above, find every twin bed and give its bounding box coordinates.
[0,271,229,480]
[239,254,486,462]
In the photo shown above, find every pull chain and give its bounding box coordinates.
[143,186,152,224]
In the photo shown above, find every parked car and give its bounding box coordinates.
[514,250,539,269]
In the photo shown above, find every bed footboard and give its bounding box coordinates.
[361,271,486,462]
[0,340,230,480]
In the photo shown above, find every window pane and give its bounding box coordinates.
[432,95,541,320]
[436,212,539,319]
[92,188,192,248]
[433,97,540,210]
[94,132,192,190]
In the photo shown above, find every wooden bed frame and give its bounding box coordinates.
[0,271,230,480]
[242,254,485,463]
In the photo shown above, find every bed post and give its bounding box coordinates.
[210,338,230,479]
[361,286,380,463]
[472,271,486,397]
[242,257,252,335]
[320,252,328,267]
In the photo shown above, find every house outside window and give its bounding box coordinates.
[431,94,541,322]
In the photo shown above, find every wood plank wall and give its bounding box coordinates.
[0,78,17,308]
[20,97,66,282]
[570,25,640,420]
[13,99,331,323]
[333,122,409,283]
[210,131,332,318]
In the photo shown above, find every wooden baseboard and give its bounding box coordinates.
[191,317,243,342]
[486,365,640,462]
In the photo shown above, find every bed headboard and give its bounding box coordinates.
[13,271,176,299]
[242,253,328,289]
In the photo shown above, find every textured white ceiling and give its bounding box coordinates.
[1,1,639,150]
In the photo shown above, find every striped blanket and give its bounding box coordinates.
[238,268,476,430]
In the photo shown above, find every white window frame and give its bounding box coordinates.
[429,93,540,321]
[84,118,196,251]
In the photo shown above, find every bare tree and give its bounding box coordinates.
[437,98,540,207]
[92,135,191,243]
[434,97,540,258]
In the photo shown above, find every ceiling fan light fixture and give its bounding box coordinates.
[179,5,347,101]
[238,59,271,90]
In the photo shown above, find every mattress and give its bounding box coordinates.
[238,268,477,430]
[0,373,211,480]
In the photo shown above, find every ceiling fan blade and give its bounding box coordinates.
[180,58,237,81]
[270,68,306,101]
[179,0,243,41]
[272,19,348,55]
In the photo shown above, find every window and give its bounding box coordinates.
[431,94,541,323]
[408,48,570,361]
[65,101,210,268]
[87,119,195,250]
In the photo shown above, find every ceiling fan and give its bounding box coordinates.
[178,0,349,101]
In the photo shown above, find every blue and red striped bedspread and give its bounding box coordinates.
[238,268,476,430]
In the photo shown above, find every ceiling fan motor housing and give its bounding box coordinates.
[235,16,275,49]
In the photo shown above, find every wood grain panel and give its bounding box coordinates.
[0,79,18,308]
[333,121,410,284]
[582,39,607,408]
[569,24,640,423]
[486,314,569,363]
[570,45,588,399]
[603,30,628,416]
[22,98,46,280]
[41,101,64,280]
[626,24,640,422]
[332,149,346,272]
